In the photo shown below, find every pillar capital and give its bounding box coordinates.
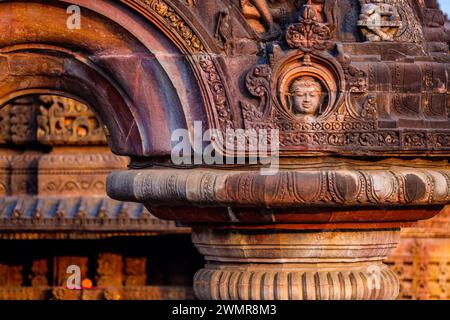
[108,161,449,300]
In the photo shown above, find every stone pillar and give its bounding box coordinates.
[108,165,449,300]
[193,228,400,300]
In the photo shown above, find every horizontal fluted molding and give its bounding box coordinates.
[194,264,399,300]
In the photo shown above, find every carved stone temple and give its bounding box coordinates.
[0,0,449,300]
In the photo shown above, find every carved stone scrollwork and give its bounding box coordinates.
[198,56,234,130]
[286,2,332,52]
[238,0,393,153]
[395,0,424,43]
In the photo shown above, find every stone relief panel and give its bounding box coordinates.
[38,153,128,196]
[241,2,378,152]
[237,0,449,155]
[357,0,402,42]
[37,96,107,145]
[356,0,424,43]
[388,238,450,300]
[387,206,450,300]
[0,96,107,146]
[0,95,125,197]
[238,0,337,40]
[10,98,37,144]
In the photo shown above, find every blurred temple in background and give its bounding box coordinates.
[0,96,201,300]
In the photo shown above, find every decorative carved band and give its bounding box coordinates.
[108,166,450,208]
[0,286,193,301]
[0,196,184,234]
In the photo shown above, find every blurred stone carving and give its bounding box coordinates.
[96,253,123,287]
[37,96,106,145]
[358,0,401,41]
[124,258,147,287]
[215,10,235,55]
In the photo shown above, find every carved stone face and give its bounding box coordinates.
[289,76,323,118]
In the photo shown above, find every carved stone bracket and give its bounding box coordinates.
[108,166,450,212]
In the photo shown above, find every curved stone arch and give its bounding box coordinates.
[119,0,235,131]
[0,0,235,157]
[0,49,129,149]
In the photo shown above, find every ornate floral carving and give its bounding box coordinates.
[141,0,204,52]
[286,2,331,52]
[395,0,424,43]
[344,64,369,94]
[197,55,233,129]
[240,49,382,151]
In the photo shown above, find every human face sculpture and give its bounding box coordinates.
[289,77,323,118]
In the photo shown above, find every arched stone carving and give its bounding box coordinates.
[0,0,237,157]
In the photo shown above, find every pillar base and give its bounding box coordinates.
[192,227,400,300]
